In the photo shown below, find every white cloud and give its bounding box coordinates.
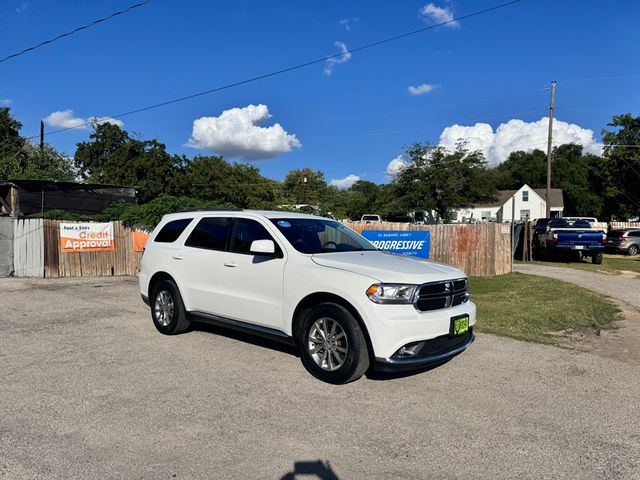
[420,3,459,28]
[0,98,11,106]
[43,110,88,129]
[438,117,604,166]
[408,83,438,95]
[90,116,124,128]
[330,174,360,190]
[386,155,408,178]
[339,18,358,31]
[324,41,352,76]
[185,104,301,160]
[43,109,124,129]
[15,1,30,13]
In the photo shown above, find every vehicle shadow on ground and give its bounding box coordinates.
[281,460,340,479]
[190,321,300,357]
[365,358,452,381]
[191,322,455,382]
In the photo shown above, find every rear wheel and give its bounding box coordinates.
[592,253,603,265]
[627,245,638,256]
[298,303,370,384]
[150,279,190,335]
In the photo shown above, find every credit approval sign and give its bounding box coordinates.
[60,223,114,252]
[361,230,430,259]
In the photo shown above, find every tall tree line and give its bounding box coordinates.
[1,106,638,221]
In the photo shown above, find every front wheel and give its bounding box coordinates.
[298,303,370,384]
[628,245,638,256]
[149,279,190,335]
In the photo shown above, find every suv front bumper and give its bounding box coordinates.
[374,329,475,372]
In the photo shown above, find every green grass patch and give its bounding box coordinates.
[469,273,621,344]
[527,254,640,275]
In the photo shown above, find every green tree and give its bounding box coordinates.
[394,142,495,221]
[492,149,547,190]
[282,168,326,204]
[74,123,182,202]
[602,114,640,219]
[0,107,75,181]
[551,144,604,217]
[180,155,278,209]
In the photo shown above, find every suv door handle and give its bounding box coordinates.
[223,261,237,268]
[172,254,183,260]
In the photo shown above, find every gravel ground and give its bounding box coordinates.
[514,263,640,310]
[1,276,639,480]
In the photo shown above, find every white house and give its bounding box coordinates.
[453,184,564,223]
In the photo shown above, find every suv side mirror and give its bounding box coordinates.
[250,239,275,255]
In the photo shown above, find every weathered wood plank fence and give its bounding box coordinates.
[10,219,141,278]
[343,221,511,277]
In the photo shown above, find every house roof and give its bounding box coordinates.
[472,186,564,208]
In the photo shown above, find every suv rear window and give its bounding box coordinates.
[607,230,625,239]
[154,218,193,243]
[185,217,232,251]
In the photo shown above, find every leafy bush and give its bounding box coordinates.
[95,195,235,228]
[39,209,82,221]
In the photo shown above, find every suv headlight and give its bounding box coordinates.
[366,284,417,304]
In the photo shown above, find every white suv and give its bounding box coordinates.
[139,210,476,384]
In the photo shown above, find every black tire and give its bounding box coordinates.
[592,253,603,265]
[149,279,190,335]
[298,303,370,385]
[628,245,638,256]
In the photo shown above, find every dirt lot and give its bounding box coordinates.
[1,277,639,480]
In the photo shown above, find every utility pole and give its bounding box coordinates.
[39,120,45,156]
[545,80,556,218]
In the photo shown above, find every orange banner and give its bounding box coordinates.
[60,222,114,252]
[132,230,150,252]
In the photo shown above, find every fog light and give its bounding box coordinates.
[395,341,424,357]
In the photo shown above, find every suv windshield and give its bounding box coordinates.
[271,218,376,254]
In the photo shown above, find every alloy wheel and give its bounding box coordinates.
[154,290,174,327]
[308,317,348,371]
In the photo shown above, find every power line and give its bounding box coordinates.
[0,0,151,64]
[558,74,640,83]
[31,0,524,139]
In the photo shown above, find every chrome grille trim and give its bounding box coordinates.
[413,278,469,312]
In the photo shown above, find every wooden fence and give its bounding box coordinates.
[344,221,511,277]
[11,219,141,278]
[8,218,511,278]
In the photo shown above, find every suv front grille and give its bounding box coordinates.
[414,278,469,312]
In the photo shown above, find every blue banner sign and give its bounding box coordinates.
[361,230,430,259]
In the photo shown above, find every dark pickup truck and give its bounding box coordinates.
[533,218,607,264]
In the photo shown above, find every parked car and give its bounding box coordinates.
[533,218,607,264]
[361,214,382,222]
[139,210,476,384]
[606,229,640,256]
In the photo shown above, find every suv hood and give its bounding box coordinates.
[311,251,465,283]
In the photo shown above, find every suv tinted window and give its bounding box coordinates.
[231,219,277,255]
[185,217,232,251]
[629,230,640,237]
[154,218,193,243]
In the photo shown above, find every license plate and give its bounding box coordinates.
[450,315,469,336]
[573,245,584,250]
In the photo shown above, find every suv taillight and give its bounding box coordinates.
[552,233,558,244]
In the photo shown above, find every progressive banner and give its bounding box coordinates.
[60,222,114,252]
[361,230,430,259]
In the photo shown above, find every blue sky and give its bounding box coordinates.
[2,0,639,187]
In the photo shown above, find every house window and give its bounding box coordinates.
[522,190,529,202]
[481,210,491,220]
[520,209,530,220]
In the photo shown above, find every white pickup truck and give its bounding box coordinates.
[139,210,476,384]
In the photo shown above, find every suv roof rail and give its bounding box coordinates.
[176,208,244,213]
